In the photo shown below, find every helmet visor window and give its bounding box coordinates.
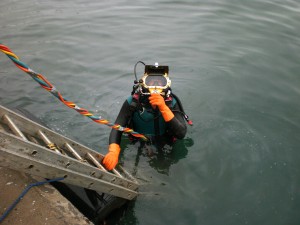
[145,75,167,87]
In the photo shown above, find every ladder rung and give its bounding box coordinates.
[2,114,27,141]
[85,152,107,171]
[93,153,123,178]
[112,168,123,178]
[37,130,61,154]
[117,165,137,183]
[86,152,125,179]
[64,142,85,162]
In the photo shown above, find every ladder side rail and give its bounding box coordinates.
[0,105,138,184]
[0,131,138,191]
[0,148,137,200]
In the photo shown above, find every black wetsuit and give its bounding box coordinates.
[109,95,187,145]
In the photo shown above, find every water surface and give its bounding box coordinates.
[1,0,300,224]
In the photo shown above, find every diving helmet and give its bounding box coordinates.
[140,62,171,96]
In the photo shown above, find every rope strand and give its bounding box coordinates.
[0,44,148,141]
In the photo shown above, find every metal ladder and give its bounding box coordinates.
[0,105,138,200]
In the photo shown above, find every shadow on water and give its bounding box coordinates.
[100,200,138,225]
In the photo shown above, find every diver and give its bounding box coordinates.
[102,62,192,171]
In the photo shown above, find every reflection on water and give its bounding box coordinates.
[122,137,194,176]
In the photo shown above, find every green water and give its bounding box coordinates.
[1,0,300,224]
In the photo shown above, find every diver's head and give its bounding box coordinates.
[139,62,171,96]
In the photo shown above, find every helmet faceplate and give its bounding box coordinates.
[141,64,171,95]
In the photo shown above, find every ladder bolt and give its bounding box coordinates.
[90,171,96,177]
[31,150,38,156]
[28,165,34,169]
[88,183,94,188]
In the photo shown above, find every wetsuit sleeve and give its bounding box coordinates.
[166,102,187,139]
[109,100,133,145]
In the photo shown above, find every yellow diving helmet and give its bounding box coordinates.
[141,62,171,95]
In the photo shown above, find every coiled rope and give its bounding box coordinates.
[0,44,147,141]
[0,177,64,223]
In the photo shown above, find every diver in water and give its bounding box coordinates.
[102,62,192,171]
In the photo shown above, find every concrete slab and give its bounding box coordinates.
[0,166,93,225]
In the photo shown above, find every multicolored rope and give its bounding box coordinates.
[0,44,148,141]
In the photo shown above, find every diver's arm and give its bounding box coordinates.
[109,100,132,145]
[167,103,187,139]
[103,100,132,170]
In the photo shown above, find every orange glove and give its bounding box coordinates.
[149,93,174,122]
[102,143,121,170]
